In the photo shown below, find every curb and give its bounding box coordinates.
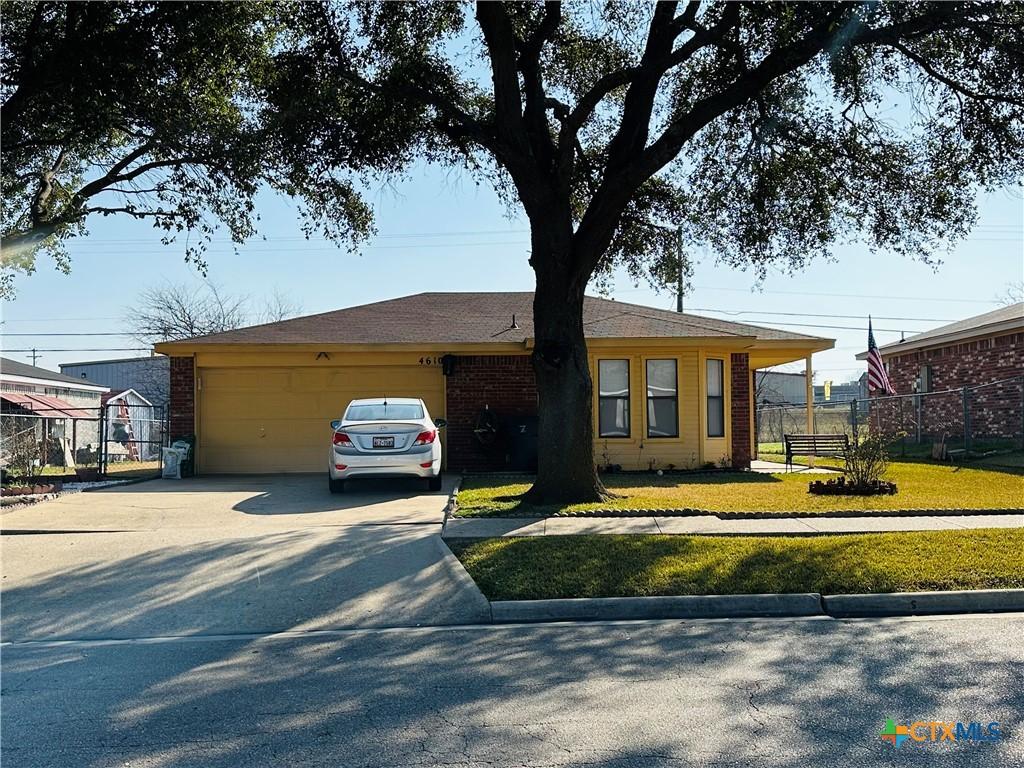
[454,507,1024,520]
[491,593,824,623]
[485,589,1024,623]
[431,534,492,621]
[822,589,1024,618]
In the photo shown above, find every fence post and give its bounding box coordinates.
[1020,375,1024,451]
[850,398,858,443]
[98,404,107,477]
[915,392,922,444]
[962,386,971,455]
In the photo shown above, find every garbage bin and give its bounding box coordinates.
[506,413,538,471]
[171,435,196,477]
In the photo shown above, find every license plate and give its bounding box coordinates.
[372,436,395,449]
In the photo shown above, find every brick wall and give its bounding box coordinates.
[874,331,1024,441]
[169,356,195,440]
[730,353,751,469]
[444,355,538,472]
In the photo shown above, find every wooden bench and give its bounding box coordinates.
[783,433,849,471]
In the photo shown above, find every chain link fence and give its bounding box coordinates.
[1,401,168,483]
[756,375,1024,459]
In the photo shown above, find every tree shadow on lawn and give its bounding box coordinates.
[475,471,782,517]
[450,532,1024,601]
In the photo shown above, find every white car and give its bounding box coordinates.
[328,397,445,493]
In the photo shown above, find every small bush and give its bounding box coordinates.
[844,433,891,486]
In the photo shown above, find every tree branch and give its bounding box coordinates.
[887,39,1024,107]
[517,2,561,172]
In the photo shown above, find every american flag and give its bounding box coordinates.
[866,317,895,395]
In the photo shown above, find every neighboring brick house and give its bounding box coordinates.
[857,302,1024,443]
[155,292,832,474]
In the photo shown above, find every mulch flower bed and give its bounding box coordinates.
[809,477,897,496]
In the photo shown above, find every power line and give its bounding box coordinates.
[686,307,953,322]
[3,332,133,337]
[1,316,122,323]
[3,347,151,353]
[58,221,1021,246]
[63,239,531,253]
[688,285,1002,304]
[50,228,532,244]
[722,320,918,332]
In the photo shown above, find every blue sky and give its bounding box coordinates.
[2,161,1021,384]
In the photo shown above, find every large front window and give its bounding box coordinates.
[706,359,725,437]
[646,359,678,438]
[598,360,630,437]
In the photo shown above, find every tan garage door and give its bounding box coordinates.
[198,366,445,473]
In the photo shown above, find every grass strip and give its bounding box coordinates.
[448,529,1024,600]
[456,460,1024,517]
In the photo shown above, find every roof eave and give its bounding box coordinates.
[873,317,1024,357]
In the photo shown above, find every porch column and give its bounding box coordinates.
[805,354,814,467]
[805,354,814,432]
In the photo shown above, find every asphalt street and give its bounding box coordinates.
[3,614,1022,768]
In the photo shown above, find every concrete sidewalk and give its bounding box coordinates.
[444,511,1024,538]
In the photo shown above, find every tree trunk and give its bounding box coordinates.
[527,268,608,504]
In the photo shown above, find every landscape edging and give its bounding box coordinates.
[487,589,1024,623]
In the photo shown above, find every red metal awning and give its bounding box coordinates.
[0,392,98,419]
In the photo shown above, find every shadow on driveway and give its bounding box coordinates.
[1,524,487,642]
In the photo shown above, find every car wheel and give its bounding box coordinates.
[329,477,345,494]
[427,475,443,492]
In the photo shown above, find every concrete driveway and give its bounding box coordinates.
[1,475,489,641]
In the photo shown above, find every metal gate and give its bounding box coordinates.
[99,401,169,478]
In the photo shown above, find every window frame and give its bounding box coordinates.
[706,358,725,438]
[645,358,679,439]
[597,359,631,438]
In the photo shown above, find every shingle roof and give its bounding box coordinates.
[1,356,107,387]
[877,301,1024,354]
[161,292,827,346]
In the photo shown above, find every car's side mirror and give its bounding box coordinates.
[434,418,447,428]
[330,419,342,431]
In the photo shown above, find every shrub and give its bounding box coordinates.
[844,433,891,487]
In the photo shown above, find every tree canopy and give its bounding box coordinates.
[0,1,374,296]
[272,0,1023,501]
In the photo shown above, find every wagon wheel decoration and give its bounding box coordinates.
[472,408,501,446]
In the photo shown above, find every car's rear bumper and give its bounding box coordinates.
[329,451,441,480]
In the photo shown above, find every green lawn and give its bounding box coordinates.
[448,529,1024,599]
[456,461,1024,516]
[28,460,161,480]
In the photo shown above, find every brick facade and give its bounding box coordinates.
[168,356,196,440]
[874,331,1024,441]
[444,355,538,472]
[730,353,752,469]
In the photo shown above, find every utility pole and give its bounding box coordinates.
[675,226,684,314]
[30,348,40,366]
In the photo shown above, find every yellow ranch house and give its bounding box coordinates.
[155,292,833,474]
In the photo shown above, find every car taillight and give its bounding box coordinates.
[413,430,436,446]
[333,432,353,447]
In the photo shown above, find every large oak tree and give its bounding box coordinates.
[281,1,1021,502]
[0,1,374,296]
